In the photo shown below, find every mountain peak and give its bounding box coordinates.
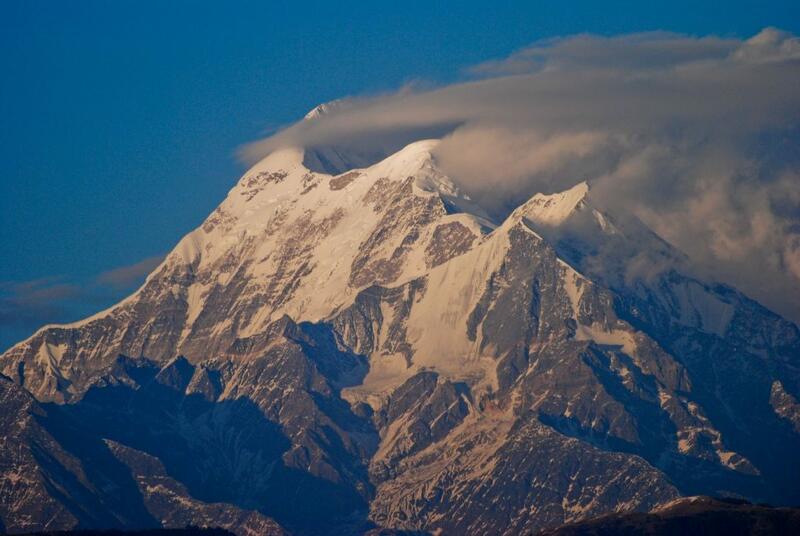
[303,99,347,121]
[370,139,438,177]
[503,181,591,234]
[370,139,493,221]
[248,146,307,175]
[520,181,590,226]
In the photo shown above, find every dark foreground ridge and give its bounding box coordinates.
[537,496,800,535]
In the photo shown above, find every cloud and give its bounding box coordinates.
[733,27,800,63]
[0,255,165,351]
[469,32,739,75]
[240,28,800,323]
[241,28,800,163]
[0,277,82,329]
[96,255,164,289]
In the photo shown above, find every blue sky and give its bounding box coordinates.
[1,0,799,350]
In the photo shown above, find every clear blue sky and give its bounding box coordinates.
[1,0,798,350]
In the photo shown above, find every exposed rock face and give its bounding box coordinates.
[424,221,477,268]
[370,416,679,535]
[771,380,800,433]
[0,374,93,533]
[107,441,286,536]
[1,136,799,535]
[0,374,285,535]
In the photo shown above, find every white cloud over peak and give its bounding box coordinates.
[241,28,800,323]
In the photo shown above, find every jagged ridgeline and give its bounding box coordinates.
[1,109,799,535]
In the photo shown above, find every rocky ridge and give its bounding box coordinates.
[1,130,799,535]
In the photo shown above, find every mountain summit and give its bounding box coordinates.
[1,133,799,535]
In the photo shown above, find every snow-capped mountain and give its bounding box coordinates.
[1,123,799,535]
